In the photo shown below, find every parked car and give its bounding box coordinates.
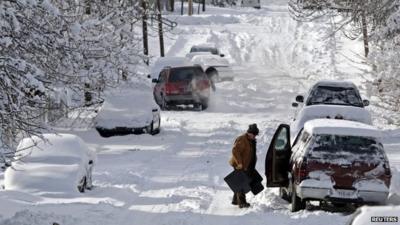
[4,133,96,193]
[187,44,225,57]
[152,65,211,110]
[347,205,400,225]
[95,86,161,137]
[293,80,369,108]
[241,0,261,9]
[265,119,391,212]
[188,53,234,83]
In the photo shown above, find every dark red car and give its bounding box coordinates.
[152,66,211,110]
[265,119,391,212]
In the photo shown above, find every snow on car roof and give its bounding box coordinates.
[313,80,357,88]
[15,133,92,161]
[191,43,216,48]
[304,119,382,138]
[150,57,193,78]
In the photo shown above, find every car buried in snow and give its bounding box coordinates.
[152,65,211,111]
[265,119,391,212]
[4,134,96,193]
[292,80,370,109]
[95,86,161,137]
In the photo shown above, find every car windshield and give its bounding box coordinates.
[169,67,196,82]
[307,86,363,107]
[190,47,218,55]
[309,134,384,162]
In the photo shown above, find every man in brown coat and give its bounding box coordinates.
[229,123,259,208]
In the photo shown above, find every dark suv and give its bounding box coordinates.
[152,66,211,110]
[265,119,391,212]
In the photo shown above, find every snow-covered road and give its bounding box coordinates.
[0,1,399,225]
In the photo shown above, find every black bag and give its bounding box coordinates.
[224,170,251,193]
[249,169,264,195]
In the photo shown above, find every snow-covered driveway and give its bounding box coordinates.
[0,1,399,224]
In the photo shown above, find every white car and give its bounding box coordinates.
[150,57,193,80]
[187,44,224,57]
[4,133,96,193]
[291,80,372,141]
[241,0,260,9]
[94,86,161,137]
[347,205,400,225]
[188,53,234,82]
[293,80,370,108]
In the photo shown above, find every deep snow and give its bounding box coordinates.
[0,1,400,224]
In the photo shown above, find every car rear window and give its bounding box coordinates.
[309,134,385,163]
[190,47,218,55]
[169,68,195,82]
[307,86,363,107]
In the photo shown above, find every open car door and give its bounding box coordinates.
[265,124,291,187]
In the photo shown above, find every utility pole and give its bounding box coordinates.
[141,0,149,65]
[202,0,205,12]
[188,0,193,15]
[181,0,184,15]
[157,0,165,57]
[361,10,369,57]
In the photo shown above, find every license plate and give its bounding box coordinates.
[332,189,356,199]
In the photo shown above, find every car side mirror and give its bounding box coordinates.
[292,102,299,108]
[220,54,225,57]
[363,99,370,106]
[295,95,304,103]
[152,78,158,83]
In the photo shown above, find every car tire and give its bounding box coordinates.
[291,183,305,212]
[78,176,87,193]
[201,99,209,110]
[148,118,161,135]
[207,70,218,91]
[279,187,290,202]
[160,95,169,110]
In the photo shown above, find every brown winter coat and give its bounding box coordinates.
[229,133,254,170]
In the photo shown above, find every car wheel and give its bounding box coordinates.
[201,99,209,110]
[291,183,305,212]
[153,118,161,134]
[279,187,290,202]
[207,71,218,91]
[194,103,203,111]
[161,95,169,110]
[78,176,87,193]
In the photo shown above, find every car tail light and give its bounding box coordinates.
[298,160,308,181]
[165,83,180,95]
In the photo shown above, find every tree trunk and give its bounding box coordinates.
[181,0,184,15]
[141,0,149,64]
[169,0,175,11]
[188,0,193,15]
[157,0,165,57]
[202,0,206,12]
[361,10,369,57]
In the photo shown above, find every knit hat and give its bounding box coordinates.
[247,124,259,136]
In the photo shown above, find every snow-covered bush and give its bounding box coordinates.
[0,0,149,162]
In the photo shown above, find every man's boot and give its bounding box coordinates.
[237,192,250,208]
[232,193,238,205]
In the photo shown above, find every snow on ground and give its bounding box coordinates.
[1,1,400,224]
